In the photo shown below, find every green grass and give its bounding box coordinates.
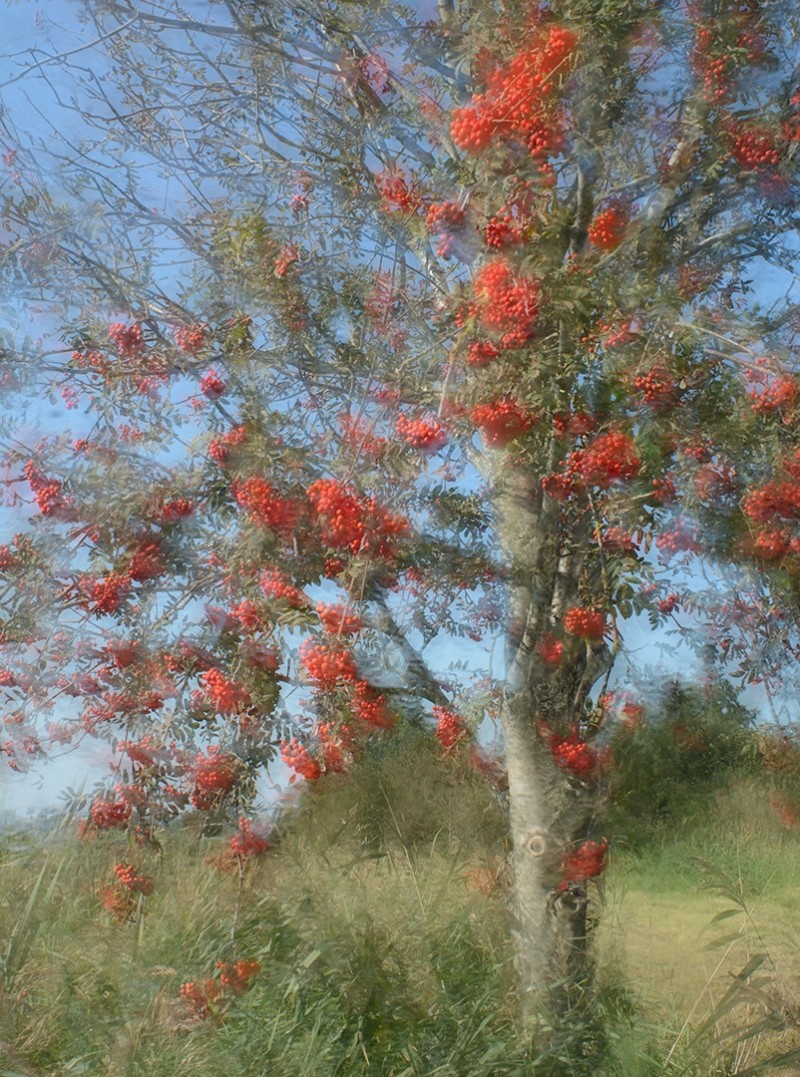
[1,769,799,1076]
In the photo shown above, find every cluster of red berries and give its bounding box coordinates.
[174,324,206,353]
[561,430,641,492]
[200,669,251,713]
[655,519,702,557]
[208,423,248,465]
[158,498,194,523]
[748,377,799,416]
[108,322,144,356]
[229,817,271,861]
[217,960,261,996]
[691,26,734,104]
[587,202,630,250]
[535,633,564,667]
[300,638,358,688]
[484,212,527,249]
[78,572,131,615]
[425,201,466,233]
[260,568,308,608]
[316,723,355,775]
[128,537,166,581]
[307,478,408,558]
[470,397,536,448]
[90,799,132,829]
[353,680,395,729]
[375,170,422,214]
[274,244,299,277]
[472,258,541,347]
[240,640,280,671]
[229,599,263,633]
[742,480,800,522]
[549,730,601,777]
[106,639,142,669]
[563,607,606,642]
[632,365,679,408]
[22,461,74,519]
[559,839,608,889]
[118,736,159,767]
[465,339,501,367]
[651,475,678,503]
[450,27,577,158]
[744,528,800,561]
[199,369,225,399]
[233,477,300,537]
[728,124,781,171]
[433,705,469,750]
[339,413,389,461]
[599,526,637,555]
[98,884,137,922]
[192,748,238,798]
[694,462,737,502]
[657,593,681,614]
[307,477,378,552]
[395,414,447,452]
[113,863,154,895]
[316,602,362,636]
[280,737,322,781]
[180,960,260,1019]
[552,410,596,438]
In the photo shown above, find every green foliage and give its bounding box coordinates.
[281,724,507,854]
[607,679,759,847]
[2,758,798,1076]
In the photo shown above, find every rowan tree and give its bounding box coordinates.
[2,0,800,1050]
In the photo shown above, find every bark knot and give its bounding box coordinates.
[525,828,547,857]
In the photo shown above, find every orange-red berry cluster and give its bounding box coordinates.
[199,369,225,399]
[200,668,251,713]
[558,430,640,493]
[259,568,308,608]
[307,478,408,558]
[587,202,629,250]
[229,817,271,860]
[113,862,154,895]
[108,322,144,356]
[233,477,300,537]
[450,27,577,158]
[23,461,75,519]
[559,839,607,889]
[472,257,541,347]
[174,324,206,353]
[78,572,131,615]
[376,170,422,214]
[192,748,238,805]
[562,606,606,642]
[280,737,322,780]
[432,705,469,750]
[549,730,601,777]
[180,960,260,1020]
[395,414,448,452]
[299,638,358,688]
[470,397,536,448]
[316,602,362,636]
[90,798,132,829]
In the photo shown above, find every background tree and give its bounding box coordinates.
[2,0,800,1052]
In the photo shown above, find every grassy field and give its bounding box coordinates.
[1,763,799,1077]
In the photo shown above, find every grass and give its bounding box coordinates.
[1,765,799,1076]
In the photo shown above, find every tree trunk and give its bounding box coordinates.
[489,460,604,1029]
[502,694,593,1027]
